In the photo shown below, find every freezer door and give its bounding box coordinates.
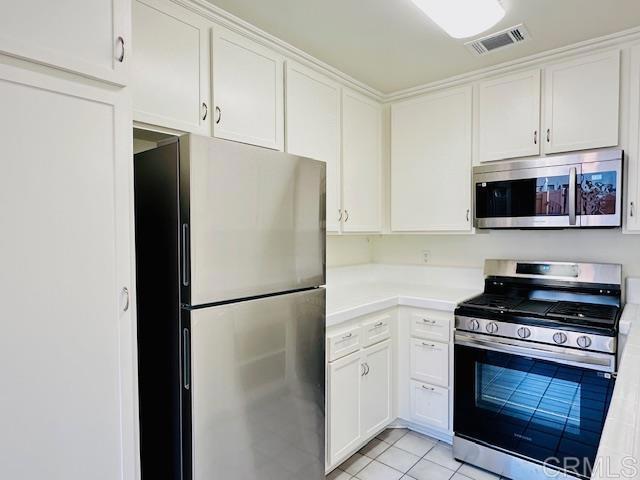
[182,135,326,305]
[188,288,325,480]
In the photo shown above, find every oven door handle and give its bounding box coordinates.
[455,333,614,372]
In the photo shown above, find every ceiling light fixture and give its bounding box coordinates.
[410,0,506,39]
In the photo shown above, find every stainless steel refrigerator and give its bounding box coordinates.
[134,134,326,480]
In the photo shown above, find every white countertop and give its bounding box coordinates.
[326,264,483,327]
[593,300,640,479]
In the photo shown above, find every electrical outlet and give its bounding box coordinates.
[422,250,431,264]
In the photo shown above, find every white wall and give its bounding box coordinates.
[327,236,371,267]
[368,230,640,279]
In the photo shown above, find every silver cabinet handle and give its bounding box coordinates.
[374,322,384,328]
[364,363,370,375]
[344,209,349,222]
[202,102,208,121]
[338,209,343,222]
[568,167,577,226]
[421,342,437,348]
[215,106,222,124]
[631,202,635,218]
[534,130,538,145]
[120,287,130,312]
[116,36,125,63]
[422,318,436,324]
[546,128,551,143]
[466,209,470,222]
[421,385,435,391]
[342,333,352,339]
[361,364,366,376]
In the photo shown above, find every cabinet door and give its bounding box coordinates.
[342,88,383,232]
[410,339,449,387]
[286,62,341,232]
[478,69,541,162]
[410,381,449,431]
[627,45,640,233]
[544,50,620,154]
[328,351,362,466]
[212,26,284,150]
[391,86,472,232]
[361,340,392,438]
[0,63,136,479]
[132,0,210,133]
[0,0,129,85]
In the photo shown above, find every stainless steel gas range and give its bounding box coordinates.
[453,260,622,480]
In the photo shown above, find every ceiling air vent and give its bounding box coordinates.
[465,24,531,56]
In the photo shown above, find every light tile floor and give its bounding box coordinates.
[327,428,510,480]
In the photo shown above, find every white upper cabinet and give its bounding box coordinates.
[0,62,136,480]
[478,69,541,162]
[627,45,640,233]
[285,62,341,232]
[0,0,129,85]
[391,86,473,232]
[341,88,383,233]
[133,0,210,133]
[543,50,620,154]
[212,26,284,150]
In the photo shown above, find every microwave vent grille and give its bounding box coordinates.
[465,24,531,56]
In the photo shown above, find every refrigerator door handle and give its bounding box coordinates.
[182,223,190,286]
[183,328,191,390]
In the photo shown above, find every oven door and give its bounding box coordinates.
[474,164,580,228]
[454,333,615,479]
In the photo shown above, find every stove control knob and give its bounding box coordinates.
[468,319,480,331]
[553,332,568,345]
[577,336,592,349]
[517,327,531,339]
[486,322,499,334]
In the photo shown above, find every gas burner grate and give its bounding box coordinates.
[547,302,619,323]
[464,294,524,311]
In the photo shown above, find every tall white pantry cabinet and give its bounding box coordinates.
[0,2,138,480]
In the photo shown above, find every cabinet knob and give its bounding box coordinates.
[116,36,125,63]
[215,106,222,124]
[202,102,208,121]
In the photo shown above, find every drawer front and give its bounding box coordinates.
[410,312,450,342]
[328,326,361,362]
[410,339,449,387]
[361,314,392,347]
[410,380,449,431]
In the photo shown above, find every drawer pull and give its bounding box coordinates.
[422,318,436,325]
[342,333,353,340]
[422,342,437,348]
[421,385,435,391]
[374,322,384,327]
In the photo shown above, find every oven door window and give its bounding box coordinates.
[475,174,570,219]
[454,344,614,479]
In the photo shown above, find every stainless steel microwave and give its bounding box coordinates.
[473,149,623,229]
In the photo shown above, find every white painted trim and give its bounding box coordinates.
[171,0,383,100]
[385,26,640,102]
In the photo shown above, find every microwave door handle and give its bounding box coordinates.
[569,167,577,226]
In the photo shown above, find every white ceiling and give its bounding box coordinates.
[205,0,640,93]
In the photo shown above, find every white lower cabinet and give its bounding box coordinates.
[328,350,362,466]
[361,340,392,437]
[410,339,449,387]
[410,381,449,431]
